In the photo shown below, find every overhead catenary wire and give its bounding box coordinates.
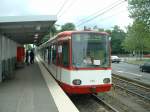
[56,0,121,23]
[77,0,126,27]
[88,10,127,30]
[77,0,123,23]
[93,9,127,28]
[58,0,78,18]
[77,0,126,26]
[56,0,69,16]
[96,3,128,22]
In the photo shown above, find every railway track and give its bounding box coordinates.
[112,75,150,102]
[70,94,119,112]
[91,94,119,112]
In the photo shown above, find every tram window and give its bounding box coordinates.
[49,46,52,64]
[43,49,45,59]
[52,45,57,64]
[45,48,49,62]
[57,45,62,65]
[62,42,69,67]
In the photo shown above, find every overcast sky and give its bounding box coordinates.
[0,0,132,30]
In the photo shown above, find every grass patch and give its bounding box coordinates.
[127,59,150,65]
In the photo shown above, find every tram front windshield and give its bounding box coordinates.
[72,33,110,68]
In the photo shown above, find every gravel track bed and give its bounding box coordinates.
[112,76,150,102]
[70,95,111,112]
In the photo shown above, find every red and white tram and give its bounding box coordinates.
[38,31,112,94]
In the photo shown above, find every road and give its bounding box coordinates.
[112,62,150,85]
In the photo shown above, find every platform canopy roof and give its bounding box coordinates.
[0,15,57,44]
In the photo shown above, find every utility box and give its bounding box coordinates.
[17,47,25,63]
[16,47,25,67]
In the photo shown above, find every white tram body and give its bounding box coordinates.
[38,31,112,94]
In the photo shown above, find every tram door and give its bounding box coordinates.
[52,44,57,78]
[57,41,69,81]
[57,44,62,81]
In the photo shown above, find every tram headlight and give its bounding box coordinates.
[103,78,110,84]
[72,79,82,85]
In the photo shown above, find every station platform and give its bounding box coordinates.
[0,60,79,112]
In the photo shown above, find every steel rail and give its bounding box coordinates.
[113,84,150,102]
[112,76,150,90]
[91,94,119,112]
[112,75,150,102]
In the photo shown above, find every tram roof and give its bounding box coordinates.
[49,31,109,42]
[56,31,109,37]
[0,15,57,44]
[38,31,109,48]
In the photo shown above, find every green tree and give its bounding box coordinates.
[50,25,57,36]
[60,23,76,31]
[25,44,33,50]
[125,0,150,57]
[110,26,126,54]
[40,34,50,44]
[128,0,150,32]
[40,25,58,44]
[122,20,150,58]
[105,29,111,34]
[98,28,105,32]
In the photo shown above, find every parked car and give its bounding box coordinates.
[111,56,121,63]
[140,62,150,72]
